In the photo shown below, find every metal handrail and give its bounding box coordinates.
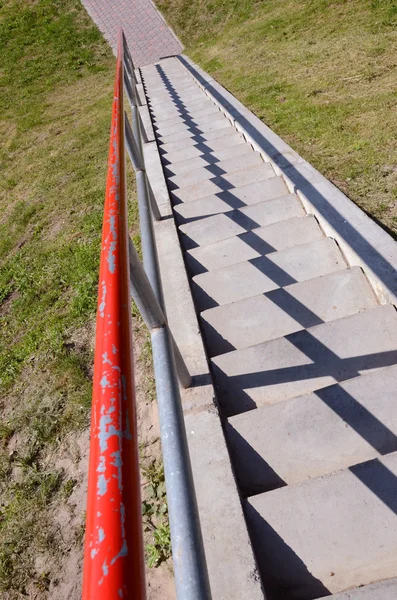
[82,31,146,599]
[83,28,211,600]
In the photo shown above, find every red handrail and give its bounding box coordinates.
[82,30,146,599]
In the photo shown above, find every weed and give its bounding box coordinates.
[62,477,77,499]
[141,459,172,567]
[146,524,172,568]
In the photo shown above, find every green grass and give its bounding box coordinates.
[141,455,172,568]
[158,0,397,236]
[0,0,143,596]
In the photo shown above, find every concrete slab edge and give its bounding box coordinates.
[318,577,397,599]
[140,75,265,598]
[176,55,397,305]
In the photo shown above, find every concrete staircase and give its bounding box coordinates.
[141,57,397,599]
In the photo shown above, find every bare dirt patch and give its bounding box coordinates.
[43,324,174,600]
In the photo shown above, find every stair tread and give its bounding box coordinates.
[153,104,221,126]
[318,578,397,599]
[159,125,236,153]
[149,91,205,108]
[186,215,323,275]
[227,364,397,495]
[161,132,245,163]
[159,117,230,145]
[192,237,347,310]
[150,98,215,120]
[169,151,263,188]
[201,267,377,356]
[156,110,226,137]
[148,89,201,104]
[174,180,290,224]
[148,83,199,97]
[165,143,253,176]
[211,304,397,416]
[246,451,397,598]
[171,162,276,204]
[179,194,304,248]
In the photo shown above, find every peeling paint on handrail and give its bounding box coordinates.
[82,30,146,600]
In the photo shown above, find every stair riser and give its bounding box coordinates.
[227,365,397,496]
[159,125,236,153]
[155,111,225,137]
[201,267,377,356]
[211,305,397,417]
[179,195,304,250]
[186,215,323,276]
[166,143,253,178]
[191,237,346,311]
[246,452,397,598]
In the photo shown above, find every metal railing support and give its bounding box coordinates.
[128,235,210,596]
[125,115,190,387]
[128,238,191,390]
[121,28,211,600]
[151,323,212,600]
[125,116,160,220]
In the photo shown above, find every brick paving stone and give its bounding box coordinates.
[81,0,183,66]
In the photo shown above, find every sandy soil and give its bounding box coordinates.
[46,330,175,600]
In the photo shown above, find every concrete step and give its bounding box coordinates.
[169,151,264,188]
[148,87,203,101]
[159,125,236,153]
[246,451,397,599]
[147,83,198,98]
[143,69,190,80]
[143,72,190,86]
[202,267,377,356]
[165,143,253,177]
[150,98,216,120]
[161,132,246,163]
[153,104,221,126]
[150,98,216,121]
[192,237,347,311]
[179,195,304,250]
[173,178,290,222]
[185,215,323,276]
[159,118,231,145]
[149,91,205,108]
[155,111,225,137]
[148,88,200,104]
[318,579,397,600]
[171,163,276,204]
[144,80,191,93]
[227,365,397,496]
[211,304,397,416]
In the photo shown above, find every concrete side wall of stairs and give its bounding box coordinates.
[138,55,397,600]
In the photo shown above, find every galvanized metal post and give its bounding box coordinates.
[119,29,211,600]
[151,324,212,600]
[125,116,191,388]
[125,116,161,221]
[128,238,191,390]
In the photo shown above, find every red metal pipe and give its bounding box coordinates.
[82,30,146,600]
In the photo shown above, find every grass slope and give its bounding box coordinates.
[0,0,131,596]
[159,0,397,236]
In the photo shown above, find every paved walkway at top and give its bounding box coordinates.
[81,0,183,67]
